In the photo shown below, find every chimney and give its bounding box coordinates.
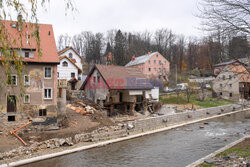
[147,51,151,55]
[132,56,135,61]
[17,13,23,32]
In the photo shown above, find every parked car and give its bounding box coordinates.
[176,83,188,90]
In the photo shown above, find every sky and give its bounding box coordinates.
[36,0,203,39]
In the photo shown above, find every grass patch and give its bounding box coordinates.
[160,93,233,108]
[216,146,250,158]
[199,163,214,167]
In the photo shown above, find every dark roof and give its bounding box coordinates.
[80,64,153,90]
[214,60,238,67]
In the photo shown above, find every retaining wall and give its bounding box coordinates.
[133,104,242,132]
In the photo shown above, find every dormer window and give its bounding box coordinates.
[62,61,68,67]
[25,52,29,58]
[69,53,73,58]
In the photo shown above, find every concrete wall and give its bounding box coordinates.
[212,67,240,101]
[133,104,241,132]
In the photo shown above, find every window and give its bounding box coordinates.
[220,84,223,88]
[220,92,223,96]
[229,93,232,97]
[7,75,17,85]
[24,94,30,103]
[93,77,96,83]
[223,75,225,80]
[24,75,30,85]
[148,60,150,64]
[164,61,166,64]
[71,72,75,78]
[159,60,161,65]
[39,109,47,116]
[229,75,232,80]
[97,75,100,83]
[69,53,73,58]
[229,84,232,88]
[44,67,52,78]
[44,88,52,99]
[62,61,68,67]
[148,68,151,72]
[158,68,161,72]
[156,54,158,57]
[154,60,156,64]
[57,72,59,78]
[25,52,29,58]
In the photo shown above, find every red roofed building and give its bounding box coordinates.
[0,19,59,123]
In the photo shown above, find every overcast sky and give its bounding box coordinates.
[37,0,203,39]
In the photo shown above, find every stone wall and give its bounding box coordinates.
[133,104,242,132]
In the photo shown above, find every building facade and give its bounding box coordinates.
[125,52,170,81]
[212,64,250,101]
[57,47,83,81]
[0,20,59,123]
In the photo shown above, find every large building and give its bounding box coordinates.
[125,52,170,81]
[212,64,250,101]
[0,20,59,123]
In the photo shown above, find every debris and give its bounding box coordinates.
[199,125,205,129]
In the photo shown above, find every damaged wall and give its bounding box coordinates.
[0,64,58,123]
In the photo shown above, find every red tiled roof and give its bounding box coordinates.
[0,20,59,63]
[228,64,250,82]
[70,58,76,63]
[81,64,153,90]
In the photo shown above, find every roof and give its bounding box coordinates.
[228,64,250,82]
[214,60,238,67]
[58,46,81,59]
[60,56,82,73]
[237,58,250,66]
[125,52,158,67]
[0,20,59,63]
[81,64,153,90]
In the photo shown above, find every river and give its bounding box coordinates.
[21,112,250,167]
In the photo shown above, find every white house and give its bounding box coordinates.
[57,47,83,81]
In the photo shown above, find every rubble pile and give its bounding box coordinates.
[66,102,96,115]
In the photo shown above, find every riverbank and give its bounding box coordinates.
[187,136,250,167]
[0,105,249,167]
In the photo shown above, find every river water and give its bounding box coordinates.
[22,112,250,167]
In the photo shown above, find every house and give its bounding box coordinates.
[213,58,250,76]
[212,64,250,101]
[125,52,170,81]
[80,64,158,115]
[57,46,83,81]
[0,20,59,123]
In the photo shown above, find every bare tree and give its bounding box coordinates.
[198,0,250,36]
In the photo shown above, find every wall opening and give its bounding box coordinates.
[8,115,15,122]
[39,109,47,116]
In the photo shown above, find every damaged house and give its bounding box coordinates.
[80,64,159,115]
[0,20,59,124]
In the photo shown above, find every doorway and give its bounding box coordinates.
[7,95,16,112]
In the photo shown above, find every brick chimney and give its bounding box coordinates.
[147,51,151,55]
[132,56,135,61]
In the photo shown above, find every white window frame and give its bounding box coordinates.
[24,94,30,103]
[44,67,52,79]
[44,88,53,99]
[8,74,17,85]
[24,75,30,85]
